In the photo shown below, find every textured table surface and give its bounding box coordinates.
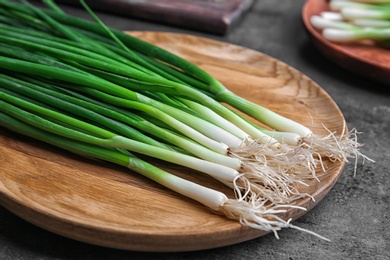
[1,1,389,259]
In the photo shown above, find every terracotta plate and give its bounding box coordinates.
[0,32,346,252]
[302,0,390,85]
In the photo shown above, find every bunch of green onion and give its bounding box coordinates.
[0,0,368,240]
[311,0,390,45]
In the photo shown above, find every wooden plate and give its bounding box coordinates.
[0,32,346,252]
[302,0,390,85]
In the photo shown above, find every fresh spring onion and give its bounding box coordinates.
[0,0,369,239]
[0,19,321,203]
[0,0,361,159]
[0,64,312,204]
[0,112,329,240]
[312,0,390,44]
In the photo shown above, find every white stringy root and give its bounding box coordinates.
[229,139,321,204]
[216,125,371,241]
[228,124,373,206]
[300,126,374,175]
[219,198,330,241]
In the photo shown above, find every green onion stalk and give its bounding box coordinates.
[0,93,240,188]
[0,111,329,240]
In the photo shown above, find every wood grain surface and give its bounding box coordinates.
[303,0,390,85]
[0,32,346,252]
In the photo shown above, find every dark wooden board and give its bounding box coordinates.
[56,0,254,35]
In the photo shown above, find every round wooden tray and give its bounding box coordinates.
[0,32,346,252]
[302,0,390,85]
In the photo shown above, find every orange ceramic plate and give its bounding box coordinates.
[0,32,346,252]
[303,0,390,85]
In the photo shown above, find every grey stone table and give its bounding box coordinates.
[1,1,389,259]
